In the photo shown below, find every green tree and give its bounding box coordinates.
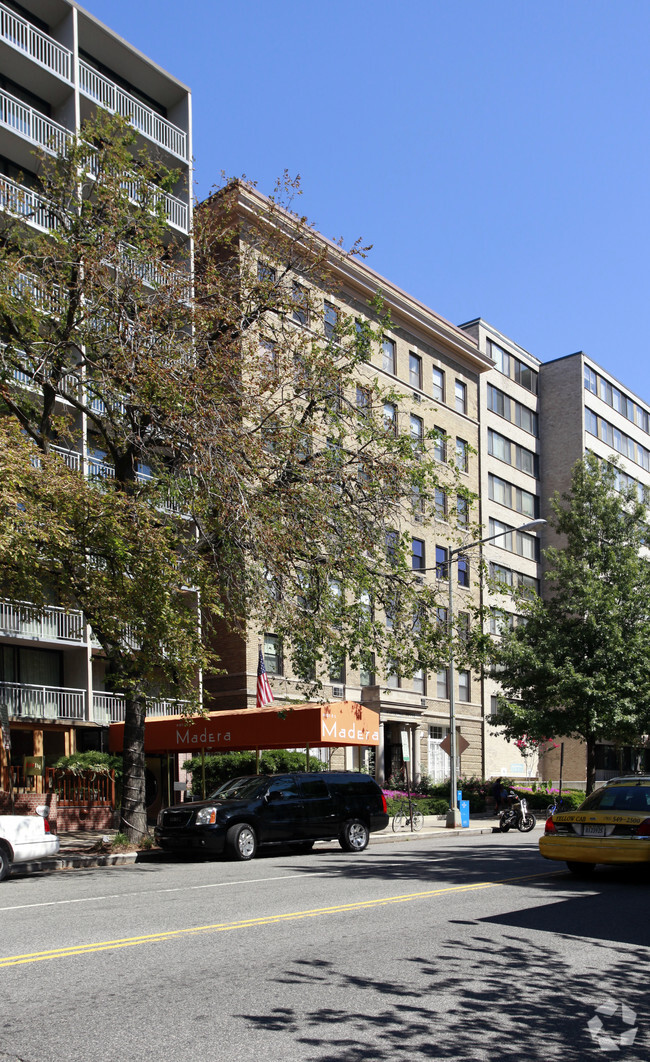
[0,121,479,840]
[490,454,650,792]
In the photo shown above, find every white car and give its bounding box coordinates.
[0,808,60,880]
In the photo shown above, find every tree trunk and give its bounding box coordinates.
[120,694,148,843]
[585,734,597,795]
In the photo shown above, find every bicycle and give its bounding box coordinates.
[545,795,568,818]
[391,797,424,832]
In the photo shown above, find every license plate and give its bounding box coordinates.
[583,825,605,837]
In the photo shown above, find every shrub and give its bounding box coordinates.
[52,751,122,778]
[385,795,449,816]
[512,787,584,811]
[182,749,327,796]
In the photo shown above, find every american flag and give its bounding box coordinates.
[256,644,274,708]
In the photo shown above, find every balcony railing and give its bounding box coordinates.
[0,87,69,155]
[1,681,85,721]
[0,91,187,233]
[0,2,72,82]
[0,601,85,643]
[92,692,188,724]
[79,60,187,161]
[0,174,58,232]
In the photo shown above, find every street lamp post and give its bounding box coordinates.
[445,518,546,828]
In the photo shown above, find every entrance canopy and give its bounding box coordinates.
[108,700,380,755]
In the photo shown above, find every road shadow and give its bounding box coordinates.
[236,917,650,1061]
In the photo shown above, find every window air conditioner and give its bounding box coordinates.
[332,686,345,699]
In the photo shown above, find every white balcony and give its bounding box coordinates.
[0,174,58,232]
[1,681,85,721]
[0,601,85,643]
[0,91,187,234]
[79,60,187,161]
[0,87,70,155]
[92,692,188,724]
[0,2,72,83]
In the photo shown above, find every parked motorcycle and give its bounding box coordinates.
[499,791,537,833]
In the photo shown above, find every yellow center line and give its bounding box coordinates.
[0,870,560,968]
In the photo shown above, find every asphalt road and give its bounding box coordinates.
[0,830,648,1062]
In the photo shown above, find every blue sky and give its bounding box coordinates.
[83,0,650,401]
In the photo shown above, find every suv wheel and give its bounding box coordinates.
[339,819,369,853]
[0,844,11,882]
[227,823,257,861]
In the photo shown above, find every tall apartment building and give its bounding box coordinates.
[203,184,494,787]
[0,0,192,793]
[536,352,650,785]
[460,320,543,781]
[461,321,650,787]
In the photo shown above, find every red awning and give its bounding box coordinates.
[108,700,380,755]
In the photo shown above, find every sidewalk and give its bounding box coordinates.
[9,814,542,877]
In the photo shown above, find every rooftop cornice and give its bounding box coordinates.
[213,183,494,376]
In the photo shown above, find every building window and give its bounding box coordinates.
[488,428,537,477]
[386,530,399,566]
[487,384,538,437]
[292,282,308,326]
[410,414,423,447]
[435,487,447,519]
[329,652,346,685]
[382,337,396,375]
[386,660,400,688]
[432,427,446,463]
[455,379,467,414]
[432,366,444,403]
[383,401,397,433]
[488,340,538,395]
[413,667,425,695]
[458,670,470,702]
[360,651,375,688]
[456,496,469,526]
[356,385,371,414]
[457,556,469,587]
[263,634,282,676]
[411,538,425,571]
[488,474,537,518]
[456,438,468,472]
[435,545,448,579]
[489,518,539,561]
[409,352,422,390]
[436,670,449,699]
[324,301,338,340]
[257,260,276,283]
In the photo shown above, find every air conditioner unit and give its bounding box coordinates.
[413,513,423,524]
[332,686,344,699]
[413,393,422,403]
[420,698,427,708]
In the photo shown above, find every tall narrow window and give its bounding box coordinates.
[434,487,447,519]
[435,545,448,579]
[411,538,425,571]
[456,496,469,526]
[382,337,396,374]
[324,301,338,340]
[409,352,422,390]
[263,634,282,675]
[383,401,397,434]
[457,556,469,587]
[432,367,444,402]
[292,282,308,326]
[455,380,467,414]
[410,414,423,447]
[456,438,468,472]
[437,670,449,699]
[433,427,446,462]
[458,670,470,702]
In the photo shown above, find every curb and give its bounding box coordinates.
[9,824,538,875]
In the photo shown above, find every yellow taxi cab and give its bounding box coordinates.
[539,776,650,876]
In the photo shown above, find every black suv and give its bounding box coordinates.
[154,772,389,861]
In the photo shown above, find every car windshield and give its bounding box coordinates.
[580,785,650,813]
[208,777,268,801]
